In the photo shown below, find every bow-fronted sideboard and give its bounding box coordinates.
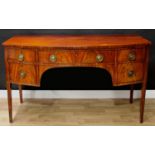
[2,35,151,123]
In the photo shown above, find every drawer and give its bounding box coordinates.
[39,49,75,64]
[7,47,35,63]
[117,48,145,63]
[117,63,144,84]
[9,63,37,85]
[76,50,115,64]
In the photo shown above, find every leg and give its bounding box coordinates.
[19,85,23,104]
[7,82,13,123]
[130,85,134,104]
[140,82,147,123]
[140,47,149,123]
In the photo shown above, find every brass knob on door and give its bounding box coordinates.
[96,54,104,63]
[20,71,26,78]
[18,54,24,61]
[128,71,135,77]
[128,53,136,61]
[50,54,57,62]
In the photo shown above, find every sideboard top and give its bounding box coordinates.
[2,35,151,48]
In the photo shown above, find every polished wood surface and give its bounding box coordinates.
[140,46,150,123]
[2,35,151,48]
[18,85,23,104]
[117,63,143,84]
[7,47,36,63]
[3,35,151,123]
[39,49,75,64]
[9,63,37,85]
[76,49,115,63]
[130,85,134,104]
[117,47,145,63]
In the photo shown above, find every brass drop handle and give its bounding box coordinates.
[50,54,57,62]
[20,71,27,78]
[128,71,135,77]
[18,53,24,61]
[96,54,104,63]
[128,53,136,61]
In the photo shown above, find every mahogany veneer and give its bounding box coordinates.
[2,35,151,123]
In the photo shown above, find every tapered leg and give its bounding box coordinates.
[140,82,147,123]
[140,47,149,123]
[7,82,13,123]
[130,85,134,104]
[19,85,23,104]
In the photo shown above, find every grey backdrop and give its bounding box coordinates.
[0,29,154,90]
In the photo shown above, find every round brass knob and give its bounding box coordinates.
[18,54,24,61]
[128,53,136,61]
[128,71,135,77]
[50,55,57,62]
[96,54,104,63]
[20,71,26,78]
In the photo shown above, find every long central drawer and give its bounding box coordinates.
[38,49,116,65]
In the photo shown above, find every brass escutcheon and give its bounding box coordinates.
[18,53,24,61]
[128,53,136,61]
[128,71,135,77]
[50,54,57,62]
[96,54,104,63]
[20,71,26,78]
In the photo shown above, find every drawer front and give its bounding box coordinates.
[39,49,75,64]
[117,63,144,84]
[117,48,145,63]
[76,50,115,64]
[7,47,35,63]
[9,63,36,85]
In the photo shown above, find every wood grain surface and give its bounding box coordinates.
[3,35,151,123]
[117,47,145,63]
[117,63,144,84]
[2,35,151,48]
[0,99,155,126]
[9,63,37,85]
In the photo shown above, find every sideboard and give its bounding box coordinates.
[2,35,151,123]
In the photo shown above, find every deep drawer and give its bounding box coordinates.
[117,63,144,84]
[9,63,37,85]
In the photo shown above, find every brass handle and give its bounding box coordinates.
[96,54,104,63]
[20,71,26,78]
[128,53,136,61]
[18,54,24,61]
[128,71,135,77]
[50,55,57,62]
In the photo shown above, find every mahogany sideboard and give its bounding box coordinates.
[2,35,151,123]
